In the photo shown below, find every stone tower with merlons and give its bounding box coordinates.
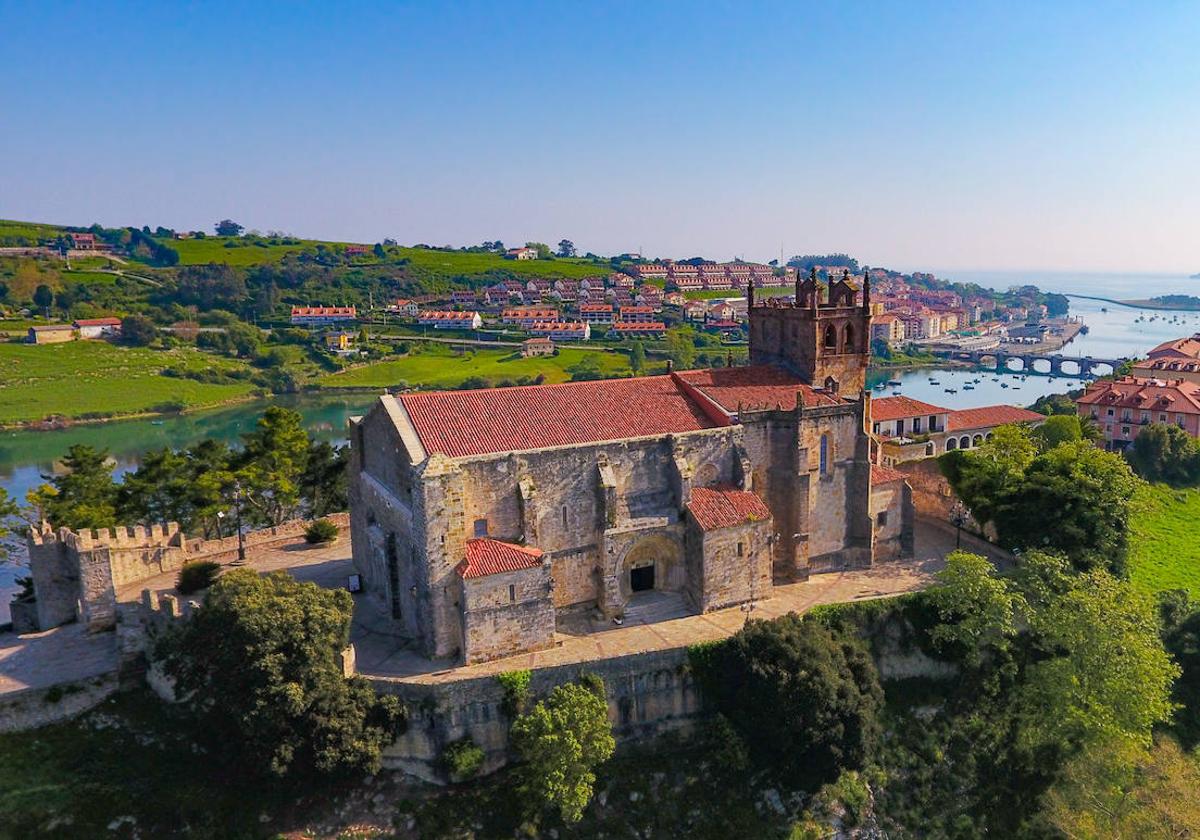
[747,267,873,395]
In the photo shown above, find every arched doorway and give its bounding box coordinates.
[620,534,683,599]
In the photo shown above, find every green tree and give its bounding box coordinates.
[629,340,646,374]
[1021,566,1178,751]
[556,239,576,258]
[690,615,883,790]
[120,314,158,346]
[568,355,603,381]
[665,328,698,370]
[156,570,404,778]
[510,678,615,824]
[117,448,193,526]
[235,407,310,525]
[300,441,348,517]
[524,241,553,259]
[1164,607,1200,748]
[42,445,118,529]
[925,550,1023,665]
[1031,414,1083,452]
[1043,736,1200,839]
[372,242,386,259]
[214,219,244,237]
[33,283,54,316]
[1127,422,1200,485]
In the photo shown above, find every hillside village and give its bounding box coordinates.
[3,222,1200,837]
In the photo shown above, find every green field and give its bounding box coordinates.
[318,343,632,389]
[0,340,257,425]
[0,219,69,243]
[161,235,608,278]
[1127,482,1200,599]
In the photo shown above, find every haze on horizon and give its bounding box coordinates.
[2,1,1198,275]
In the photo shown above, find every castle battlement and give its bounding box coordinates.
[28,521,182,551]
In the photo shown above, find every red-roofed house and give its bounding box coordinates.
[578,303,614,324]
[1075,376,1200,450]
[418,310,483,330]
[1134,333,1200,385]
[684,486,773,611]
[291,306,357,326]
[528,321,590,341]
[73,317,123,339]
[608,321,666,338]
[871,395,1043,465]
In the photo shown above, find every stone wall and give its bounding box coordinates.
[24,514,350,633]
[460,564,555,664]
[686,515,773,613]
[371,647,701,783]
[870,480,912,562]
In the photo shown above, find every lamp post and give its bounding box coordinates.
[231,480,246,565]
[949,502,968,550]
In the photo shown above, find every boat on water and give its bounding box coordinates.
[1001,383,1009,388]
[887,379,903,386]
[944,388,957,394]
[929,379,941,385]
[873,383,886,391]
[963,384,975,390]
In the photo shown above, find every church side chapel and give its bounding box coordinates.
[349,269,913,664]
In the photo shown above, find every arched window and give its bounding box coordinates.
[843,323,855,352]
[972,434,984,447]
[824,324,838,349]
[819,434,830,475]
[946,437,957,450]
[985,432,994,441]
[959,435,970,449]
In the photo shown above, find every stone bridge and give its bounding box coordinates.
[936,349,1128,377]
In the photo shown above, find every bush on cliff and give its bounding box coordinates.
[689,614,883,792]
[176,560,221,595]
[155,569,405,780]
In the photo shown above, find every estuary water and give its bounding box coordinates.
[3,271,1198,621]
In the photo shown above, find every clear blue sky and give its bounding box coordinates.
[2,1,1198,272]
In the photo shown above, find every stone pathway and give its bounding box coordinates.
[0,623,117,695]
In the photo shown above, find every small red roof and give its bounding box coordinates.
[688,485,772,531]
[871,395,946,422]
[1075,376,1200,414]
[871,464,906,484]
[73,317,122,327]
[947,405,1044,431]
[458,538,544,578]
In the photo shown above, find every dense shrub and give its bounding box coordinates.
[689,614,883,791]
[177,560,221,594]
[442,737,485,781]
[304,518,339,544]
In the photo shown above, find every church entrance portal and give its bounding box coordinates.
[630,564,655,592]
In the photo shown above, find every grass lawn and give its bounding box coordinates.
[0,340,257,425]
[318,343,632,390]
[160,235,608,278]
[0,219,68,243]
[1127,482,1200,599]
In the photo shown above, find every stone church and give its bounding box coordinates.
[348,271,913,664]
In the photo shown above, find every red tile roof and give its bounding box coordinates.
[675,366,841,413]
[871,464,906,484]
[73,317,122,327]
[947,405,1045,431]
[291,306,357,317]
[1147,333,1200,360]
[687,485,772,531]
[871,396,946,422]
[457,538,544,579]
[400,375,718,458]
[1075,376,1200,414]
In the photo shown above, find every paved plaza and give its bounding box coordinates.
[2,521,977,698]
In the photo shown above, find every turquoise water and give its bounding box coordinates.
[4,272,1199,620]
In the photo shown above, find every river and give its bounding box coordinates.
[3,271,1198,620]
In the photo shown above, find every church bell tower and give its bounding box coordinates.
[747,268,873,395]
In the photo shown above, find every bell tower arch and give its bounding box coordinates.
[748,268,873,394]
